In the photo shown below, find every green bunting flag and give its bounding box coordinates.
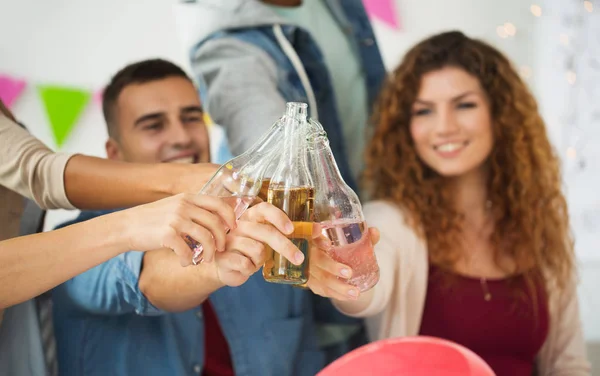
[38,85,91,148]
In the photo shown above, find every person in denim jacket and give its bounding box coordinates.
[179,0,387,359]
[181,0,386,191]
[52,59,368,376]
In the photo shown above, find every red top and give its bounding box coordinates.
[419,264,549,376]
[202,301,235,376]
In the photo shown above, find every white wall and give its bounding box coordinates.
[371,0,536,73]
[0,0,597,342]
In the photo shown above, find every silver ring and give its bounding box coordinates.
[192,246,204,266]
[192,255,204,266]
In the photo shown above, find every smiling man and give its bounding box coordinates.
[103,60,210,165]
[50,59,359,376]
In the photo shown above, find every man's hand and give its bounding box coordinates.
[306,227,380,301]
[214,202,304,287]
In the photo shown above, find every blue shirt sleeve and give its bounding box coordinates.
[52,211,164,316]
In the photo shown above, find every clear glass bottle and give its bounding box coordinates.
[262,102,315,284]
[188,117,285,264]
[256,117,284,201]
[308,130,380,292]
[256,103,316,202]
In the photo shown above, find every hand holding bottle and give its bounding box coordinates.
[307,127,381,292]
[122,193,236,266]
[213,202,306,287]
[194,101,381,294]
[306,227,380,301]
[188,118,285,265]
[263,103,315,285]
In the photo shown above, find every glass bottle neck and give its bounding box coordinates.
[282,102,308,164]
[285,102,308,121]
[310,136,345,187]
[283,115,299,166]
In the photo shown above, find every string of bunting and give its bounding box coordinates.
[0,73,220,149]
[0,73,103,148]
[362,0,402,30]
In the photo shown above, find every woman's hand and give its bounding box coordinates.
[306,227,380,301]
[121,193,237,266]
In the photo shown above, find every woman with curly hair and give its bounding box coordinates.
[333,31,590,375]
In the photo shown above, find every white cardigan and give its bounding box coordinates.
[338,200,590,376]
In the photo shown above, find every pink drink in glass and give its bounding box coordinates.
[186,195,254,264]
[318,220,379,292]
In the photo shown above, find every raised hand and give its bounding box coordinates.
[307,227,380,301]
[214,202,304,287]
[123,193,237,266]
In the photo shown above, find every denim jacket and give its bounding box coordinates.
[184,0,387,193]
[52,210,360,376]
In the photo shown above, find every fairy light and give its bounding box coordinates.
[520,65,532,78]
[504,22,517,36]
[492,4,590,173]
[560,0,593,176]
[496,25,508,38]
[496,22,517,38]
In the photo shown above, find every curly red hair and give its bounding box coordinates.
[365,31,574,290]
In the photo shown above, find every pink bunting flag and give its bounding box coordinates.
[362,0,402,30]
[0,74,27,108]
[93,88,104,105]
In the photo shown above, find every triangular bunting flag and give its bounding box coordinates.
[93,88,104,106]
[38,85,91,148]
[362,0,401,30]
[0,74,27,109]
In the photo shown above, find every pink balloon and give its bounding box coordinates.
[318,336,496,376]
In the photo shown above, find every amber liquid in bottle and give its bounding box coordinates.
[262,185,314,284]
[258,179,271,202]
